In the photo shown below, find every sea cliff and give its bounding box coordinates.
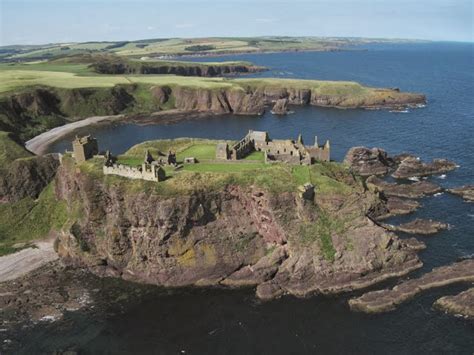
[0,80,426,141]
[50,151,422,300]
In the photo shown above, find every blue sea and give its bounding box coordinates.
[31,42,474,354]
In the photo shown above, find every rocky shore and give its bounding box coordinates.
[375,197,421,220]
[348,259,474,313]
[434,288,474,318]
[380,218,448,235]
[344,147,457,179]
[447,185,474,202]
[366,176,441,199]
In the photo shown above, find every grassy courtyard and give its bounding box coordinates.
[110,139,354,197]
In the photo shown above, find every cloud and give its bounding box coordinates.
[175,23,194,29]
[147,26,155,31]
[255,18,278,23]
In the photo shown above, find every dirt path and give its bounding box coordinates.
[0,239,58,282]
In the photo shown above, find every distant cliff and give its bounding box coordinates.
[90,59,267,77]
[0,80,426,142]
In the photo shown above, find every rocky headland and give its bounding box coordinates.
[344,147,456,179]
[43,145,426,301]
[344,146,457,238]
[90,58,267,77]
[349,259,474,314]
[0,79,425,142]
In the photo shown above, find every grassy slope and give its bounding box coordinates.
[0,131,32,165]
[0,182,68,256]
[0,68,373,96]
[111,139,353,196]
[3,37,350,60]
[0,132,66,255]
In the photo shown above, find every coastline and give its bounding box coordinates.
[24,110,220,155]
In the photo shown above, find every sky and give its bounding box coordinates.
[0,0,472,46]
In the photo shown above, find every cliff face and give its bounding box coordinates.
[0,154,60,202]
[0,83,426,143]
[91,61,266,77]
[170,86,426,114]
[53,162,422,299]
[0,87,134,141]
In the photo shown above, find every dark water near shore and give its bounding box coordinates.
[26,43,474,354]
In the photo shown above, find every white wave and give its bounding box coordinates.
[468,214,474,218]
[408,176,420,182]
[389,109,409,113]
[434,192,444,196]
[416,104,426,108]
[40,314,61,322]
[437,174,446,179]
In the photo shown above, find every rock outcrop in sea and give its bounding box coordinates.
[447,185,474,202]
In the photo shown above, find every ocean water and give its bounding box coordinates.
[27,43,474,354]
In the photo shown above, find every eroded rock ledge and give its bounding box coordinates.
[380,218,448,235]
[349,259,474,313]
[344,147,456,179]
[434,287,474,318]
[366,176,441,199]
[447,185,474,202]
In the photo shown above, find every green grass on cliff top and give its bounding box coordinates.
[3,37,348,60]
[102,139,355,196]
[0,68,374,95]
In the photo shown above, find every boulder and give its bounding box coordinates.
[344,147,395,176]
[271,98,290,115]
[392,156,457,179]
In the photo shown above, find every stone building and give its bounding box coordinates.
[216,142,230,160]
[216,130,330,164]
[72,135,98,163]
[103,149,166,182]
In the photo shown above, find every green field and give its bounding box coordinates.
[2,36,425,62]
[0,67,374,96]
[1,37,353,61]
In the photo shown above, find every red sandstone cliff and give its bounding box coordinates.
[52,159,422,299]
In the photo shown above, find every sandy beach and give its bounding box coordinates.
[25,114,126,155]
[24,110,209,155]
[0,239,58,283]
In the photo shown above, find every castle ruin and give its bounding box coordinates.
[103,149,166,182]
[72,135,98,163]
[216,130,330,164]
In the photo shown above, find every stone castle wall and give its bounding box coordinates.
[103,163,163,182]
